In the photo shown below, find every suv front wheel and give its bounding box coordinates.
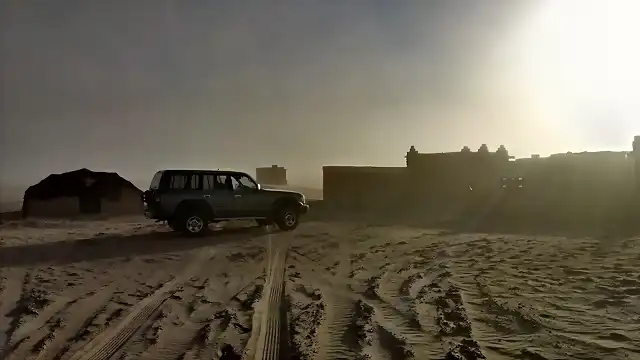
[275,206,299,231]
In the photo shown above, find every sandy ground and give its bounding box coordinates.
[1,217,639,360]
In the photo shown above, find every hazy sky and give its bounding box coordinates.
[2,0,638,190]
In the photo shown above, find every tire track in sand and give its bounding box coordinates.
[0,268,28,357]
[290,247,434,360]
[136,256,267,359]
[3,284,115,360]
[289,243,365,360]
[245,234,289,360]
[64,249,215,360]
[8,294,75,348]
[4,263,176,360]
[35,286,116,360]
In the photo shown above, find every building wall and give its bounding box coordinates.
[634,136,640,195]
[407,152,510,204]
[256,166,287,185]
[502,151,636,230]
[510,152,635,198]
[513,151,633,178]
[323,140,640,231]
[323,156,508,213]
[323,166,407,210]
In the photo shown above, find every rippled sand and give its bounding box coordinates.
[1,218,638,359]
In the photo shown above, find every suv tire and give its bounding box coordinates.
[182,213,208,236]
[174,206,210,236]
[274,206,299,231]
[173,201,214,236]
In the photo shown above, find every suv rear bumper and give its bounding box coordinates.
[144,205,169,221]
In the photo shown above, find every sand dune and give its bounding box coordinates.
[1,217,638,360]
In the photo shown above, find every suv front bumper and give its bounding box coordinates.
[299,203,309,214]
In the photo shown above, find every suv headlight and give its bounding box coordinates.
[299,194,306,204]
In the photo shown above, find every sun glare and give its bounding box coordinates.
[513,0,640,138]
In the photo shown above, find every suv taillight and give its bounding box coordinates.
[142,190,159,204]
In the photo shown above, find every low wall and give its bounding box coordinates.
[480,153,638,234]
[323,166,407,211]
[321,152,640,235]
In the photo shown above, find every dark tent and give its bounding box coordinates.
[22,168,143,218]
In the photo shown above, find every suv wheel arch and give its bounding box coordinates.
[172,200,215,235]
[271,196,301,231]
[271,196,298,213]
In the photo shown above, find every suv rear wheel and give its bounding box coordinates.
[184,215,207,235]
[174,205,210,236]
[275,206,299,231]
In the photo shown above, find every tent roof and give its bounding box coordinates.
[24,168,141,200]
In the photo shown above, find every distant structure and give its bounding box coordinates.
[323,166,405,209]
[496,145,510,161]
[22,168,143,218]
[404,145,514,202]
[635,136,640,194]
[406,145,419,167]
[323,138,640,233]
[256,165,287,185]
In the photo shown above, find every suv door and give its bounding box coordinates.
[161,172,205,216]
[230,173,267,218]
[202,173,237,219]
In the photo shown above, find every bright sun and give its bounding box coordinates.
[513,0,640,142]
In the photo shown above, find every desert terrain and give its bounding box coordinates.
[0,217,638,360]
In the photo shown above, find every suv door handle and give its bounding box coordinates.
[234,194,242,198]
[204,195,210,198]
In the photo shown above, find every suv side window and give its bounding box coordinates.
[169,174,188,190]
[203,174,216,191]
[189,173,201,190]
[202,174,233,191]
[232,174,257,190]
[216,175,233,191]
